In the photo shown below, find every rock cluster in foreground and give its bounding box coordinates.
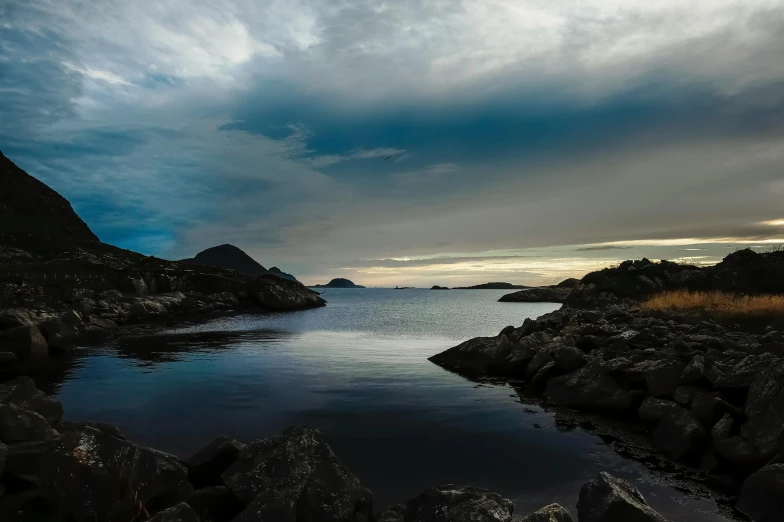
[429,304,784,520]
[0,376,686,522]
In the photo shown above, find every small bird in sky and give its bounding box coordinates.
[378,154,395,161]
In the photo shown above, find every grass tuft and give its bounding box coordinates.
[641,290,784,318]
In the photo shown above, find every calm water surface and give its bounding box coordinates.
[49,289,735,520]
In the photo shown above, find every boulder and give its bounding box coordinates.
[222,426,371,522]
[376,505,405,522]
[518,503,573,522]
[637,397,680,424]
[545,362,631,413]
[652,407,707,460]
[714,436,762,469]
[0,403,58,444]
[2,438,53,478]
[745,364,784,457]
[40,425,190,521]
[187,486,244,522]
[186,436,246,488]
[552,345,586,373]
[57,420,127,439]
[577,472,666,522]
[690,390,728,427]
[0,308,36,330]
[680,355,707,385]
[148,502,200,522]
[0,376,64,424]
[232,489,296,522]
[525,348,554,381]
[737,464,784,522]
[429,336,512,375]
[404,485,514,522]
[715,353,778,389]
[0,325,48,359]
[711,414,734,441]
[37,317,79,351]
[643,360,684,397]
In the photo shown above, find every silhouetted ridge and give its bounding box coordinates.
[181,244,268,276]
[0,149,99,255]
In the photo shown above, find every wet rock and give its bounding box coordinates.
[404,485,514,522]
[544,362,631,413]
[0,376,64,424]
[625,360,683,397]
[576,472,666,522]
[737,463,784,522]
[187,486,244,522]
[711,414,734,441]
[673,386,701,407]
[186,436,246,489]
[552,345,586,373]
[41,425,190,521]
[525,348,554,381]
[530,361,556,389]
[222,426,371,522]
[518,503,573,522]
[652,407,707,460]
[0,309,36,330]
[429,336,512,375]
[600,357,633,374]
[2,439,53,478]
[745,364,784,457]
[714,436,762,469]
[637,397,680,423]
[0,404,58,444]
[37,317,79,352]
[148,502,200,522]
[0,325,48,359]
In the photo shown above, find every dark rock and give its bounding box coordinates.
[0,325,48,359]
[0,352,18,364]
[525,348,554,381]
[690,390,728,427]
[714,436,762,469]
[0,376,64,424]
[186,436,246,488]
[624,360,683,397]
[576,472,666,522]
[404,485,514,522]
[0,309,36,330]
[431,286,450,290]
[186,486,244,522]
[0,404,58,444]
[737,463,784,522]
[429,336,512,375]
[680,355,706,385]
[652,407,707,460]
[376,505,405,522]
[247,275,327,310]
[41,425,190,521]
[544,362,631,413]
[530,361,556,389]
[552,345,586,373]
[745,364,784,457]
[518,503,573,522]
[637,397,680,423]
[711,414,734,441]
[0,441,6,477]
[673,386,701,407]
[499,325,515,338]
[222,426,371,522]
[499,287,570,303]
[715,353,778,389]
[2,439,53,478]
[232,489,296,522]
[57,420,127,439]
[148,502,200,522]
[600,357,634,374]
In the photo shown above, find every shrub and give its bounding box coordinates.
[641,290,784,318]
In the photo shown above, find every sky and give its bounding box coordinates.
[2,0,784,287]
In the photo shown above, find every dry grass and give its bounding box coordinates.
[642,290,784,318]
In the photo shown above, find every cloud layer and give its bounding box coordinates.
[2,0,784,284]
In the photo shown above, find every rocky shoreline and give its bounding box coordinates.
[429,250,784,522]
[1,376,683,522]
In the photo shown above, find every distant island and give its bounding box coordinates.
[180,244,299,282]
[454,282,528,290]
[312,278,365,289]
[431,285,450,290]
